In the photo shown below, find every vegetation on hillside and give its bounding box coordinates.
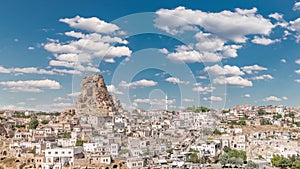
[185,106,210,113]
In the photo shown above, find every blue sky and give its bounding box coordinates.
[1,0,300,111]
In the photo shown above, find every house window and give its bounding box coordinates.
[62,151,65,154]
[55,151,58,154]
[132,163,136,166]
[69,151,71,154]
[48,152,51,154]
[138,162,142,166]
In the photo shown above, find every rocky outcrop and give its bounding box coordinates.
[75,74,115,116]
[112,95,123,112]
[0,124,7,136]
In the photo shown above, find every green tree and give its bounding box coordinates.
[222,109,230,114]
[258,109,266,115]
[238,120,246,126]
[271,155,292,168]
[61,132,71,138]
[279,157,292,168]
[228,149,246,161]
[28,147,36,154]
[292,160,300,169]
[28,118,38,129]
[273,114,282,119]
[197,106,210,112]
[260,118,272,125]
[219,153,229,166]
[189,148,199,153]
[286,112,295,118]
[271,154,281,167]
[246,160,258,169]
[166,148,173,154]
[213,128,222,135]
[15,124,25,128]
[236,158,244,167]
[228,157,237,166]
[41,120,49,124]
[75,139,86,146]
[187,153,200,163]
[223,146,231,153]
[185,106,210,113]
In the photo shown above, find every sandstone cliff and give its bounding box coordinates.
[112,95,123,112]
[75,74,115,116]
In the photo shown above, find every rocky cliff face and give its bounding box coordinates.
[75,74,115,116]
[112,95,123,112]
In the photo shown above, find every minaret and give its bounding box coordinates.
[165,94,168,111]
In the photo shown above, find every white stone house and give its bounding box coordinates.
[57,138,76,147]
[127,158,144,169]
[42,147,82,169]
[110,143,119,156]
[83,142,101,153]
[90,154,111,165]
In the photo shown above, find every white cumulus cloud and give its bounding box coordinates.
[35,102,73,112]
[251,36,280,45]
[59,16,120,34]
[45,16,132,73]
[68,92,81,97]
[107,85,123,95]
[268,12,283,20]
[213,76,253,87]
[295,69,300,74]
[204,64,244,76]
[28,46,35,50]
[241,64,267,74]
[155,6,274,43]
[166,46,221,63]
[133,98,175,108]
[295,59,300,64]
[243,94,251,98]
[203,96,223,101]
[192,85,215,94]
[0,79,61,93]
[293,2,300,11]
[289,18,300,42]
[0,66,55,75]
[165,77,189,84]
[263,96,282,102]
[281,59,286,63]
[119,79,158,88]
[251,74,274,80]
[183,98,194,102]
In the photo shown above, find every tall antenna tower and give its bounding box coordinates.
[165,94,168,111]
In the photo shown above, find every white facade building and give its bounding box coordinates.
[42,147,82,169]
[83,142,100,153]
[57,138,76,147]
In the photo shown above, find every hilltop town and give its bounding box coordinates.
[0,74,299,169]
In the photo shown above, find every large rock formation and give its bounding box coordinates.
[112,95,123,112]
[75,74,115,116]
